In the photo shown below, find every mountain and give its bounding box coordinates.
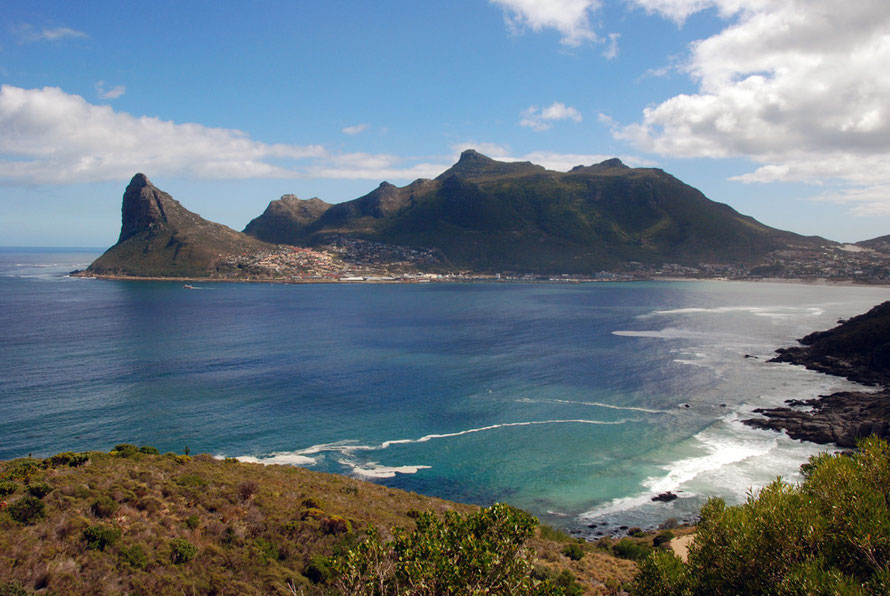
[84,174,271,277]
[244,150,825,273]
[242,194,331,245]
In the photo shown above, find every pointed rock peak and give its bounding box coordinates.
[128,172,152,188]
[118,173,179,243]
[457,149,491,163]
[378,181,396,189]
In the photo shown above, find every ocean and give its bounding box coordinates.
[2,247,888,536]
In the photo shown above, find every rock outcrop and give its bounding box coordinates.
[744,301,890,446]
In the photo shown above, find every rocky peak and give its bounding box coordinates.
[118,173,177,243]
[436,149,545,181]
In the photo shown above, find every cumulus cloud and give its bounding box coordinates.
[520,101,583,131]
[341,123,369,135]
[0,85,449,184]
[95,81,126,100]
[614,0,890,215]
[15,24,88,43]
[490,0,601,46]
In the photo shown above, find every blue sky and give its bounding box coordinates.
[2,0,889,246]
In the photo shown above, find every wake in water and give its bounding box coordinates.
[515,397,672,415]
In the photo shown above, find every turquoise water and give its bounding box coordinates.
[2,248,888,535]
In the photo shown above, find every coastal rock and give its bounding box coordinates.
[651,491,678,503]
[745,303,890,446]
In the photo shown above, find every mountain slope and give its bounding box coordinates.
[86,174,271,277]
[244,150,825,273]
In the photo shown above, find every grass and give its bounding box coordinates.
[0,447,637,595]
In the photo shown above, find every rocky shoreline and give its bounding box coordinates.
[743,301,890,446]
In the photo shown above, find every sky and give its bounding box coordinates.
[2,0,889,246]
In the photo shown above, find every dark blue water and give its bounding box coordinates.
[3,248,889,532]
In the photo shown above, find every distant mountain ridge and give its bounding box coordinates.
[243,150,826,273]
[81,151,850,278]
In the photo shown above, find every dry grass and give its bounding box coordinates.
[0,448,637,594]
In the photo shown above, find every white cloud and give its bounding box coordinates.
[520,101,583,131]
[602,33,620,60]
[342,123,369,135]
[15,24,88,43]
[0,85,449,184]
[95,81,126,100]
[615,0,890,215]
[490,0,601,46]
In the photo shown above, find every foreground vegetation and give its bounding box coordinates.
[633,436,890,595]
[0,445,635,594]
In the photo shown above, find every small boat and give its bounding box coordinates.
[183,284,194,289]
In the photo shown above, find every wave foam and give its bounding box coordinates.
[341,461,432,479]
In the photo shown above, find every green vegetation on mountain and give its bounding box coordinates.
[0,446,636,594]
[632,436,890,595]
[85,174,271,278]
[246,150,824,273]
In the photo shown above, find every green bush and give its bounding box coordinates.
[332,503,567,594]
[26,482,53,499]
[321,514,352,535]
[82,524,121,550]
[613,538,653,561]
[170,537,198,564]
[3,459,41,482]
[0,481,17,497]
[112,444,139,457]
[304,554,333,584]
[652,530,675,548]
[7,496,46,525]
[90,495,119,518]
[632,436,890,595]
[185,515,200,530]
[562,541,585,561]
[138,445,159,455]
[120,544,149,569]
[44,451,89,468]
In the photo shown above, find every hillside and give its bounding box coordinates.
[0,447,636,595]
[245,150,825,273]
[83,174,272,278]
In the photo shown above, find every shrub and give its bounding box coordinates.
[0,481,17,497]
[7,496,45,525]
[138,445,159,455]
[304,555,333,584]
[185,515,200,530]
[176,474,206,487]
[613,538,653,561]
[321,515,352,535]
[652,530,675,548]
[120,544,148,569]
[3,459,41,482]
[238,481,258,501]
[27,482,53,499]
[170,537,198,564]
[90,495,119,518]
[333,504,543,594]
[562,542,585,561]
[632,436,890,595]
[301,507,325,521]
[44,451,88,468]
[82,524,121,550]
[658,517,679,530]
[112,444,139,457]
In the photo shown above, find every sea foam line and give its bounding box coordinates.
[646,305,825,318]
[516,397,669,415]
[235,418,635,464]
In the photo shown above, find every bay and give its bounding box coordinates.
[2,247,888,534]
